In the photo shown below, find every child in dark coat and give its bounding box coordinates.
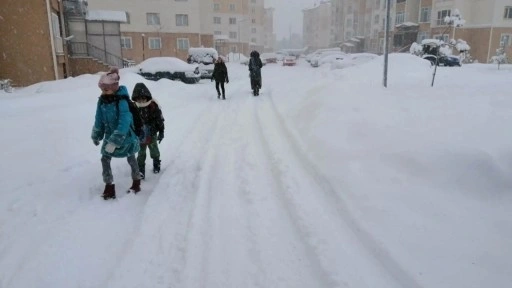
[211,58,229,100]
[131,83,165,179]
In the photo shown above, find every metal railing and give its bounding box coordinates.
[68,42,124,67]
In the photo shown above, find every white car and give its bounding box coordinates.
[283,56,297,66]
[130,57,201,84]
[310,51,346,67]
[330,53,378,70]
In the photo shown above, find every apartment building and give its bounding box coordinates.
[331,0,512,63]
[264,8,276,52]
[303,1,332,52]
[212,0,266,57]
[0,0,69,86]
[87,0,214,62]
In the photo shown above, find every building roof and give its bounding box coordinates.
[86,10,127,22]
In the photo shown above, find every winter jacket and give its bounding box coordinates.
[91,85,140,158]
[132,83,165,136]
[211,62,229,82]
[249,57,263,80]
[137,101,164,136]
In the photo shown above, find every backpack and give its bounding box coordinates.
[115,95,145,139]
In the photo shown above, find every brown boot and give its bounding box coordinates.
[102,184,116,200]
[128,179,141,194]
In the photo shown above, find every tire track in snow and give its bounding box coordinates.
[104,99,227,288]
[252,87,424,288]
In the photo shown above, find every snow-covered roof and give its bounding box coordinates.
[86,10,127,22]
[350,38,360,42]
[342,43,355,47]
[396,22,419,28]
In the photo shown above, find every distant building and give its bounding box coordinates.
[264,7,276,52]
[303,1,332,52]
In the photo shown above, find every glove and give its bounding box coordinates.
[105,143,116,153]
[93,139,100,146]
[157,131,164,144]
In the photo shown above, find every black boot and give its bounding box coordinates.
[153,159,161,173]
[217,93,221,99]
[102,184,116,200]
[222,93,226,100]
[128,179,141,194]
[139,165,145,180]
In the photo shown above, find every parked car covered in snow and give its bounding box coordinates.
[310,51,346,67]
[422,54,462,67]
[187,47,219,79]
[283,55,297,66]
[131,57,201,84]
[330,53,378,70]
[261,53,278,64]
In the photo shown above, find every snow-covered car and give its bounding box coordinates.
[422,54,462,67]
[261,53,278,64]
[132,57,201,84]
[330,53,378,70]
[283,56,297,66]
[310,51,346,67]
[187,47,219,79]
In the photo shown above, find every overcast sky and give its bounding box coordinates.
[265,0,317,40]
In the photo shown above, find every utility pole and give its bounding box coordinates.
[383,0,391,87]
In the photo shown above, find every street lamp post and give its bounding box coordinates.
[141,33,145,61]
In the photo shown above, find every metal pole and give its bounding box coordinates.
[142,34,145,61]
[238,21,241,60]
[383,0,391,87]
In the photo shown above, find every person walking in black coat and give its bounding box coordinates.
[211,58,229,100]
[249,50,263,96]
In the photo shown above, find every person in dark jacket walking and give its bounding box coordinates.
[131,83,165,179]
[92,67,141,200]
[211,57,229,100]
[249,50,263,96]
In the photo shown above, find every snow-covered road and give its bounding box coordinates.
[1,57,511,288]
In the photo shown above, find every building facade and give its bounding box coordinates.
[330,0,512,63]
[0,0,69,87]
[303,1,332,52]
[87,0,214,63]
[264,7,276,52]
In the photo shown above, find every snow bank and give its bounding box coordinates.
[126,57,198,73]
[188,47,218,64]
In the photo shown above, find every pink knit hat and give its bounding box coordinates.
[98,67,120,91]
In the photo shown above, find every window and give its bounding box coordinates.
[149,37,161,49]
[214,17,221,24]
[51,13,63,53]
[434,34,449,43]
[214,3,220,11]
[251,0,256,3]
[374,15,379,24]
[252,8,255,14]
[176,14,189,26]
[231,46,237,53]
[229,4,236,11]
[229,32,237,39]
[251,27,257,33]
[500,34,511,46]
[417,32,429,42]
[251,38,257,43]
[395,12,405,25]
[125,12,130,24]
[437,10,451,25]
[252,19,256,23]
[214,31,222,35]
[397,0,406,3]
[229,17,237,24]
[147,13,160,25]
[375,0,380,8]
[505,7,512,19]
[121,37,132,49]
[177,38,189,50]
[420,7,431,23]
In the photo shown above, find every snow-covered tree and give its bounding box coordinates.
[490,46,507,70]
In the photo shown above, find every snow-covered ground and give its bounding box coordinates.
[1,55,511,288]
